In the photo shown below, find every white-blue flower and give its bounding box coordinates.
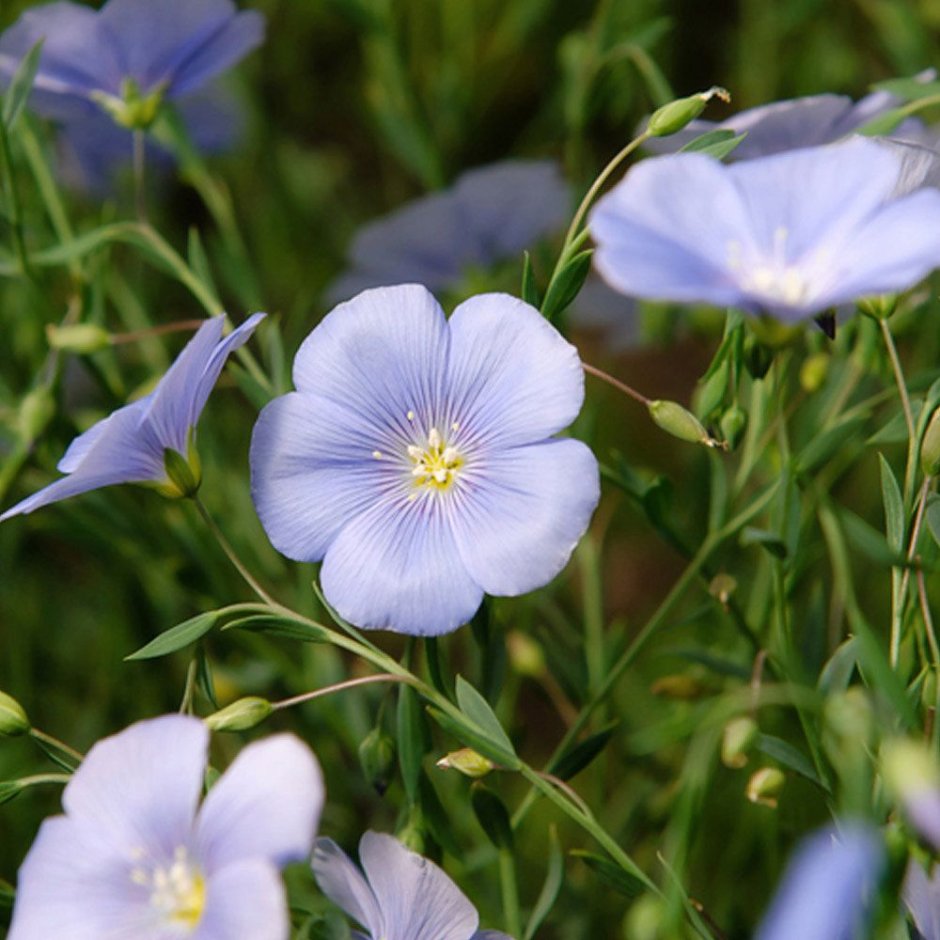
[313,831,512,940]
[8,715,324,939]
[1,313,264,521]
[250,284,599,636]
[590,136,940,321]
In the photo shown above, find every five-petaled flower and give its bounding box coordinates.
[0,313,264,521]
[313,830,512,940]
[250,284,599,636]
[0,0,264,128]
[7,715,323,940]
[589,137,940,321]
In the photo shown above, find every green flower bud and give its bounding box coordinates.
[799,352,830,393]
[159,444,201,499]
[18,386,55,442]
[648,400,716,447]
[358,727,396,795]
[45,323,111,355]
[0,691,29,737]
[708,572,737,607]
[506,630,545,678]
[719,405,747,450]
[857,294,898,321]
[204,696,273,732]
[881,738,940,803]
[623,894,666,940]
[436,747,496,778]
[647,86,730,137]
[746,766,785,807]
[743,335,774,379]
[922,407,940,477]
[721,716,757,769]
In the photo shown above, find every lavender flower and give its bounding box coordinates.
[250,284,599,636]
[904,860,940,939]
[326,161,570,303]
[8,715,323,939]
[0,313,264,521]
[589,137,940,321]
[313,831,512,940]
[0,0,264,127]
[755,824,884,940]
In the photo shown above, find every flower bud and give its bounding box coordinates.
[719,405,747,450]
[721,716,757,769]
[0,690,29,737]
[506,631,545,678]
[647,86,730,137]
[17,386,55,442]
[436,747,496,778]
[45,323,111,355]
[648,400,715,447]
[359,728,396,795]
[160,446,201,499]
[204,696,273,732]
[743,335,774,379]
[881,738,940,849]
[922,408,940,477]
[623,894,666,940]
[799,352,830,393]
[709,572,737,607]
[650,674,705,699]
[746,766,785,807]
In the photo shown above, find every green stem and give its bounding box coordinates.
[272,673,411,711]
[28,728,83,765]
[133,128,147,222]
[0,114,32,280]
[498,849,523,939]
[879,317,917,505]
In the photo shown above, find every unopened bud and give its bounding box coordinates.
[719,405,747,450]
[359,728,396,795]
[45,323,111,355]
[436,747,495,778]
[857,294,898,321]
[743,335,774,379]
[647,86,730,137]
[799,352,830,393]
[709,572,737,607]
[204,696,273,732]
[648,400,717,447]
[0,691,29,737]
[623,894,666,940]
[922,408,940,477]
[650,674,705,699]
[881,738,940,850]
[18,386,55,441]
[506,631,545,678]
[721,716,757,769]
[746,766,785,807]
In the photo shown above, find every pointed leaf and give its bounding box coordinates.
[879,453,905,552]
[2,40,43,129]
[455,675,516,757]
[524,825,564,940]
[553,723,618,781]
[570,850,644,899]
[541,248,593,322]
[125,611,219,660]
[521,250,540,308]
[397,684,427,804]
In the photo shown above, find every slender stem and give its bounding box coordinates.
[111,319,206,345]
[272,673,412,711]
[582,361,651,406]
[193,497,277,607]
[179,658,199,715]
[536,770,593,816]
[891,477,932,667]
[29,728,83,765]
[879,318,917,503]
[499,849,523,940]
[133,128,147,222]
[917,568,940,667]
[10,773,72,790]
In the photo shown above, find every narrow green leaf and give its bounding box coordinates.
[426,707,519,769]
[925,494,940,549]
[540,249,592,322]
[187,227,218,298]
[817,637,858,694]
[879,453,905,552]
[872,77,940,100]
[793,414,868,476]
[754,734,829,792]
[837,506,907,568]
[521,250,540,308]
[680,128,746,160]
[125,611,219,661]
[0,780,24,806]
[553,723,618,780]
[2,40,43,129]
[416,771,462,856]
[471,782,514,850]
[221,614,330,644]
[570,850,645,899]
[524,826,564,940]
[739,526,787,559]
[455,675,516,756]
[397,684,426,804]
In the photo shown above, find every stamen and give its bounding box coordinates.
[406,426,464,493]
[371,450,383,459]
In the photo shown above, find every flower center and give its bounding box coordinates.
[406,426,463,492]
[130,846,206,929]
[730,227,814,308]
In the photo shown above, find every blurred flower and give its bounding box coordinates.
[0,0,263,127]
[642,82,930,160]
[326,161,569,303]
[251,284,598,635]
[8,714,323,939]
[313,831,512,940]
[904,860,940,939]
[589,137,940,321]
[755,824,884,940]
[0,313,264,521]
[881,737,940,850]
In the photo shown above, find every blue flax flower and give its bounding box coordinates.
[8,714,323,939]
[0,313,264,521]
[755,824,885,940]
[326,161,569,303]
[250,284,599,636]
[0,0,263,127]
[313,831,512,940]
[904,860,940,939]
[589,137,940,321]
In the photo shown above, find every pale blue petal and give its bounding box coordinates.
[755,824,884,940]
[196,734,323,872]
[320,496,482,635]
[62,716,206,860]
[144,313,263,454]
[312,838,384,937]
[292,285,450,436]
[450,439,599,596]
[250,391,405,562]
[903,860,940,940]
[7,815,159,939]
[195,859,288,940]
[0,401,162,521]
[358,832,479,940]
[876,138,940,196]
[445,293,585,448]
[472,933,514,939]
